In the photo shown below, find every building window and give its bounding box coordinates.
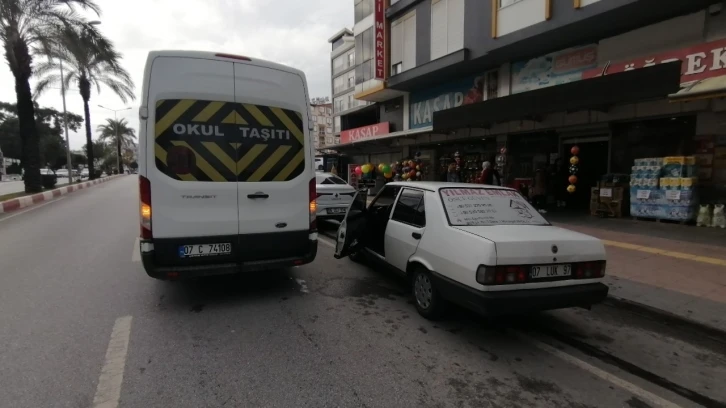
[333,75,346,94]
[485,70,499,100]
[431,0,464,60]
[347,70,355,88]
[348,51,355,67]
[392,62,402,75]
[499,0,524,8]
[334,116,341,133]
[327,108,332,115]
[326,127,333,135]
[391,11,416,74]
[332,37,345,51]
[354,0,373,24]
[355,27,375,85]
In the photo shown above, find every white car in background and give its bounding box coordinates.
[316,172,355,220]
[81,168,90,179]
[334,182,609,319]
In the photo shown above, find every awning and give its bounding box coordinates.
[669,75,726,102]
[433,61,683,132]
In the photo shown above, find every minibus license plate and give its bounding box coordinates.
[179,243,232,258]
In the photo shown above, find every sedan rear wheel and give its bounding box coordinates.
[411,267,445,320]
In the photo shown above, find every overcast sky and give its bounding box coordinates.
[0,0,352,152]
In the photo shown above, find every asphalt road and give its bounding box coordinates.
[1,175,724,408]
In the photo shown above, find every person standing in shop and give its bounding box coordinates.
[478,161,502,186]
[529,167,548,213]
[446,163,460,182]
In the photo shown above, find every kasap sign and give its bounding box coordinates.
[409,76,485,129]
[340,122,390,144]
[511,45,598,94]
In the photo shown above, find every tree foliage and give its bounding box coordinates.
[0,101,84,170]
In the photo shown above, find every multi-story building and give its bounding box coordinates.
[310,99,334,150]
[329,28,373,144]
[329,0,726,209]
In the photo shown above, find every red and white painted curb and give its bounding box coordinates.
[0,175,124,214]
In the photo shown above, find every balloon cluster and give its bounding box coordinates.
[352,152,425,183]
[567,146,579,194]
[398,151,424,182]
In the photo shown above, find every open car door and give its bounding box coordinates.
[334,190,368,259]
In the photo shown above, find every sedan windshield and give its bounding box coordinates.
[439,187,549,226]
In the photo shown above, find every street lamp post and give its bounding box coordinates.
[98,105,132,174]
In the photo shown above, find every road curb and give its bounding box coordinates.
[604,295,726,343]
[0,175,126,214]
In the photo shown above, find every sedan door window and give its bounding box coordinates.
[391,189,425,227]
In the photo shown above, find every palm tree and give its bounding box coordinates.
[1,0,101,192]
[34,26,134,180]
[97,118,135,173]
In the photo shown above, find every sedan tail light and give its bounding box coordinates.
[575,261,606,279]
[476,261,605,286]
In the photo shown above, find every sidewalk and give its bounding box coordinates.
[550,212,726,334]
[0,175,123,214]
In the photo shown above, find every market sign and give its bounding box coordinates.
[340,122,390,144]
[511,45,598,94]
[409,76,484,129]
[373,0,386,80]
[582,38,726,84]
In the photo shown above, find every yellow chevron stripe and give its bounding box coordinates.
[270,107,304,144]
[201,142,236,174]
[155,143,167,165]
[237,144,266,174]
[179,173,197,181]
[230,143,240,149]
[222,110,248,125]
[156,99,195,137]
[171,141,226,182]
[242,104,274,126]
[193,101,225,122]
[273,150,304,181]
[295,111,302,120]
[248,146,291,181]
[156,100,164,108]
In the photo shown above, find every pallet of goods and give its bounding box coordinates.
[629,157,699,223]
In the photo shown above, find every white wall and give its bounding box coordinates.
[497,0,546,37]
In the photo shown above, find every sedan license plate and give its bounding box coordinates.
[327,207,346,214]
[179,243,232,258]
[530,264,571,279]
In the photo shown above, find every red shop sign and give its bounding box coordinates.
[582,38,726,84]
[340,122,390,144]
[373,0,386,80]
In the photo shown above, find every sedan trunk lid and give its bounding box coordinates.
[453,225,605,265]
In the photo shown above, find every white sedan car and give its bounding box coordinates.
[334,182,608,319]
[316,172,356,220]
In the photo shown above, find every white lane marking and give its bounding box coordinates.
[515,333,682,408]
[318,236,335,248]
[131,238,141,262]
[92,316,133,408]
[295,278,309,293]
[0,197,66,223]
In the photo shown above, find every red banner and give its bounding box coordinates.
[348,164,360,189]
[582,39,726,84]
[374,0,386,80]
[340,122,390,144]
